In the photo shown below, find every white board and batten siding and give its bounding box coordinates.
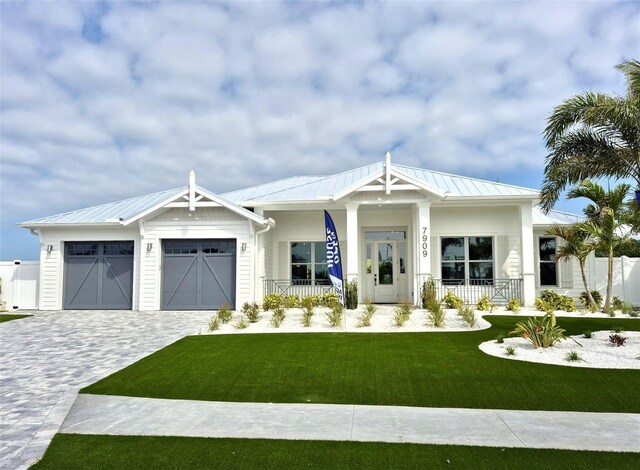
[37,227,141,310]
[140,207,255,310]
[430,206,523,279]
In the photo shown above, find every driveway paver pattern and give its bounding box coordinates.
[0,310,210,470]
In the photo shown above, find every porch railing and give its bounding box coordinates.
[416,276,523,305]
[263,279,340,298]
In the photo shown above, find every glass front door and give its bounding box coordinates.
[374,240,398,303]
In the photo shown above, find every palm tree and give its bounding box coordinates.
[568,181,632,311]
[545,225,598,311]
[540,59,640,213]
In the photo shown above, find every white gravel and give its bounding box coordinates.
[200,305,491,335]
[479,330,640,369]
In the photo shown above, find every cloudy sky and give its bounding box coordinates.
[1,1,638,260]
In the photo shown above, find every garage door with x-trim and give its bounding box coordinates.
[162,239,236,310]
[64,241,134,309]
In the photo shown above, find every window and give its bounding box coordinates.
[539,237,557,286]
[441,237,493,284]
[291,242,329,284]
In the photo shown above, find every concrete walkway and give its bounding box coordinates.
[61,394,640,453]
[0,310,211,470]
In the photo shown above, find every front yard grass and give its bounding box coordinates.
[82,316,640,413]
[31,434,640,470]
[0,313,31,323]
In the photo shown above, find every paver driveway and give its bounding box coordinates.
[0,310,211,470]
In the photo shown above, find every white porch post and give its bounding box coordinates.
[345,203,359,286]
[520,203,536,306]
[415,201,431,305]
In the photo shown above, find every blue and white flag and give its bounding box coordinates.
[324,210,344,305]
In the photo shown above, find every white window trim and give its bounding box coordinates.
[439,236,495,282]
[290,241,328,282]
[537,235,559,288]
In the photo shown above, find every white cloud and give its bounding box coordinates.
[1,0,638,238]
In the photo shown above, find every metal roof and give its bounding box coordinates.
[532,207,583,226]
[22,187,187,225]
[222,162,539,203]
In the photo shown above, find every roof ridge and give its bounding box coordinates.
[393,163,539,193]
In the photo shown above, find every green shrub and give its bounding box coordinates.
[612,296,624,310]
[270,307,286,328]
[326,303,344,328]
[612,325,624,333]
[476,294,491,312]
[263,293,283,311]
[565,350,582,362]
[442,291,464,309]
[511,313,566,348]
[495,332,505,344]
[241,302,260,323]
[283,295,299,309]
[539,290,575,312]
[579,290,602,310]
[300,310,313,327]
[217,305,233,324]
[393,303,413,327]
[583,330,592,339]
[345,280,358,310]
[421,277,437,309]
[458,304,477,328]
[208,316,220,331]
[505,298,521,314]
[505,346,517,356]
[356,301,376,327]
[427,301,446,327]
[627,304,639,318]
[234,316,249,330]
[320,292,340,307]
[534,298,555,315]
[300,296,315,327]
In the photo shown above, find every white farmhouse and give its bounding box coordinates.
[20,154,583,311]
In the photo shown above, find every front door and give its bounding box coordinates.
[374,240,398,303]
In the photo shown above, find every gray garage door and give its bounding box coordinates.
[162,239,236,310]
[64,241,134,309]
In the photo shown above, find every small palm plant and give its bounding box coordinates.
[511,313,566,348]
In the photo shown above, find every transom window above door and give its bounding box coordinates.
[291,242,329,284]
[441,237,494,284]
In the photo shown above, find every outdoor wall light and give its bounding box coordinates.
[241,242,247,252]
[46,245,53,254]
[146,243,153,252]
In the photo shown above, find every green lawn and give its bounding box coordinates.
[31,435,640,470]
[0,313,31,323]
[83,316,640,412]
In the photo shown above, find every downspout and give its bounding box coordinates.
[253,218,275,303]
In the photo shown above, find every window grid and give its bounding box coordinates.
[291,242,330,284]
[441,237,494,285]
[539,237,558,286]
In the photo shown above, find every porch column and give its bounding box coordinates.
[345,203,359,284]
[520,202,536,306]
[415,201,431,305]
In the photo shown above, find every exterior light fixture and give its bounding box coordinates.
[241,242,247,252]
[46,245,53,254]
[146,243,153,252]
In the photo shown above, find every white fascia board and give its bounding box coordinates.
[121,189,189,226]
[332,169,385,201]
[390,168,447,198]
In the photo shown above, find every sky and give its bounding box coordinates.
[1,0,639,260]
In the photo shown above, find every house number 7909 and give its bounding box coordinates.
[421,227,428,258]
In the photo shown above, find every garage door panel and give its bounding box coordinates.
[65,257,100,308]
[64,242,133,310]
[162,239,236,310]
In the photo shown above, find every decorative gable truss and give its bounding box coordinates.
[333,152,446,201]
[121,171,273,227]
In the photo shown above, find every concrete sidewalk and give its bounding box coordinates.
[61,394,640,453]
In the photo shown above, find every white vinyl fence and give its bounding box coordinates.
[594,256,640,305]
[0,261,39,311]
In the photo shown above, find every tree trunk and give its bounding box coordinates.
[579,260,598,312]
[604,248,614,312]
